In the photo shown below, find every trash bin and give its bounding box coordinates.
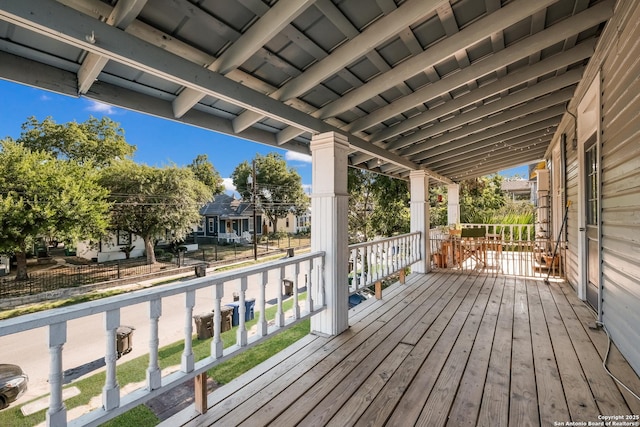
[226,299,256,326]
[193,313,214,340]
[195,264,207,277]
[283,279,294,296]
[244,298,255,321]
[116,326,134,357]
[218,306,234,332]
[226,302,240,326]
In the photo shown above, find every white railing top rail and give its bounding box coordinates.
[348,232,421,295]
[348,231,421,251]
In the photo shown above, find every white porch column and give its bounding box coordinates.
[410,170,430,274]
[310,131,349,336]
[447,183,460,226]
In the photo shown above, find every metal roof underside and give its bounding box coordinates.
[0,0,613,183]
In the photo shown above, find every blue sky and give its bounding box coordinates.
[1,79,527,189]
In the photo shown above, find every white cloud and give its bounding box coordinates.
[40,94,52,101]
[302,184,312,194]
[285,151,311,163]
[86,100,117,114]
[223,178,236,193]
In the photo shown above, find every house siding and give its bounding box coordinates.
[548,0,640,376]
[598,0,640,376]
[564,126,580,293]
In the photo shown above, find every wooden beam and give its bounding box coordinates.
[77,0,147,94]
[345,1,613,133]
[194,372,208,414]
[401,91,573,158]
[172,0,316,118]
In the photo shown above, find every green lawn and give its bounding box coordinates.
[0,296,310,427]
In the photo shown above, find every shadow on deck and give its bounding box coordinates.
[163,272,640,426]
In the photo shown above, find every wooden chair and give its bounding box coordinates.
[458,228,487,269]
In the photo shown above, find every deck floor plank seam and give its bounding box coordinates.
[445,275,506,427]
[352,274,482,426]
[535,280,601,421]
[232,274,457,426]
[255,273,465,426]
[546,281,632,415]
[477,276,516,427]
[558,282,640,414]
[414,275,497,427]
[508,277,539,427]
[172,273,640,427]
[380,274,489,425]
[526,278,571,425]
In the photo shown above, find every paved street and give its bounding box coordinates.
[0,264,301,404]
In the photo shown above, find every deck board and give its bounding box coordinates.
[170,272,640,427]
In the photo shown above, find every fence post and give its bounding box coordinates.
[117,261,121,279]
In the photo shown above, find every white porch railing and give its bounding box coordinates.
[0,252,325,427]
[429,224,565,278]
[347,232,421,295]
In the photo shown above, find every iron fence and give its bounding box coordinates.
[0,258,178,298]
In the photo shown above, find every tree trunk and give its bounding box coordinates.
[144,237,156,265]
[15,251,28,281]
[272,218,278,233]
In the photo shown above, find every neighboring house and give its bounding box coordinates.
[263,207,311,235]
[293,207,311,234]
[198,194,310,239]
[197,194,263,242]
[76,230,144,263]
[77,229,199,263]
[501,179,532,201]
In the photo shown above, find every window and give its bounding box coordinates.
[208,218,215,233]
[117,230,131,246]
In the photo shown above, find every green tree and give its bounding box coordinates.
[348,168,376,243]
[370,175,410,236]
[231,153,308,233]
[429,175,510,227]
[187,154,224,197]
[459,175,506,223]
[99,161,210,264]
[348,170,410,242]
[18,116,135,166]
[0,139,110,279]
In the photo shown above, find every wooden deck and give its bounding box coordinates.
[167,272,640,427]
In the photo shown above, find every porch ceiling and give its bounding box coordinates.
[0,0,613,182]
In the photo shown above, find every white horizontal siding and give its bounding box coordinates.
[600,0,640,376]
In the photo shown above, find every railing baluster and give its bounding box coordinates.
[237,277,248,346]
[212,283,223,358]
[47,322,67,427]
[356,248,362,290]
[103,309,120,411]
[276,267,284,327]
[258,272,268,337]
[147,299,161,391]
[307,259,315,313]
[182,290,195,373]
[293,262,300,319]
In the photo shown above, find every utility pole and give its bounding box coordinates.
[251,160,258,260]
